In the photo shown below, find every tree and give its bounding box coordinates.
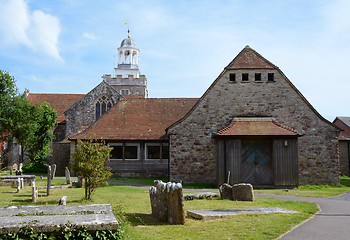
[0,70,58,163]
[72,138,112,200]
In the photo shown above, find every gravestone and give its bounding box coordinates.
[16,178,20,193]
[12,163,18,171]
[232,183,254,201]
[219,183,233,200]
[219,183,254,202]
[51,164,56,180]
[77,176,84,188]
[65,167,71,184]
[47,166,51,196]
[149,180,185,224]
[32,181,38,203]
[59,196,67,205]
[20,178,24,189]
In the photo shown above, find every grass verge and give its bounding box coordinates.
[0,183,317,240]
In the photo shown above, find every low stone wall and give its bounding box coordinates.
[149,180,185,225]
[0,175,35,187]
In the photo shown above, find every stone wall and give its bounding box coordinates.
[64,81,123,138]
[51,143,71,176]
[168,68,340,185]
[339,141,349,176]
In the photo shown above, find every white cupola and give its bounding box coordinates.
[115,34,140,78]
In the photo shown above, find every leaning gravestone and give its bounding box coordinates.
[219,183,233,200]
[65,167,71,184]
[59,196,67,205]
[149,180,185,225]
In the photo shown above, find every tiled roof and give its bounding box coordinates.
[27,93,84,123]
[226,45,276,69]
[70,98,198,140]
[333,117,350,140]
[214,118,301,137]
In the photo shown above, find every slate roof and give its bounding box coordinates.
[70,98,198,140]
[27,93,84,123]
[214,118,301,137]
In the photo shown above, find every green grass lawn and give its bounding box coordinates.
[255,176,350,198]
[0,180,318,240]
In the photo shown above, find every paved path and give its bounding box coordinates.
[256,192,350,240]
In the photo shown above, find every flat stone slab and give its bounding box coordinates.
[187,207,298,220]
[0,175,35,186]
[0,204,118,234]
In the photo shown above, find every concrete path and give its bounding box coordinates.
[256,192,350,240]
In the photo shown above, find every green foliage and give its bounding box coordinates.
[22,161,48,174]
[0,70,57,163]
[72,138,112,200]
[0,225,122,240]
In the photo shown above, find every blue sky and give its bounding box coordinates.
[0,0,349,121]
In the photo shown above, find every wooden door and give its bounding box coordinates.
[241,140,272,185]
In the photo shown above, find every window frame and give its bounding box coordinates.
[124,143,140,160]
[109,143,123,160]
[145,143,161,160]
[229,73,236,82]
[268,73,275,82]
[255,73,262,82]
[242,73,249,82]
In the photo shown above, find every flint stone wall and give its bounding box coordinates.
[168,68,340,185]
[149,180,185,225]
[64,81,123,138]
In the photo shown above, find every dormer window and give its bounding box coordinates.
[96,96,112,120]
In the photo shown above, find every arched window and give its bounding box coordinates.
[95,96,112,120]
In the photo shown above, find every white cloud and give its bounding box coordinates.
[0,0,62,61]
[83,32,97,40]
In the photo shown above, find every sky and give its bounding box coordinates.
[0,0,349,121]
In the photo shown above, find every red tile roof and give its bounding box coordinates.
[226,45,276,69]
[27,93,84,123]
[333,117,350,140]
[70,98,198,140]
[214,118,301,136]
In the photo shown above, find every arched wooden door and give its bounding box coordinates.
[241,139,272,185]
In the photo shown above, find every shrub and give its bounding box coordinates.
[22,161,48,174]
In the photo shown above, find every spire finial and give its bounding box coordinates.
[125,20,130,38]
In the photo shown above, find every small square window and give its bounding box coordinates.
[242,73,249,81]
[268,73,275,82]
[229,73,236,82]
[255,73,261,82]
[109,144,123,160]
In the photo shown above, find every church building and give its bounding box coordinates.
[23,34,340,186]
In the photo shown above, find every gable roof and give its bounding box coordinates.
[27,93,84,123]
[69,98,198,141]
[64,80,123,115]
[333,117,350,140]
[167,45,338,132]
[226,45,276,69]
[214,118,301,137]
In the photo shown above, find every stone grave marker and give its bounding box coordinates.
[51,164,56,180]
[32,181,38,203]
[149,180,185,224]
[65,167,71,184]
[47,166,51,196]
[59,196,67,205]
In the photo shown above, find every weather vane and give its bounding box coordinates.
[125,20,130,38]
